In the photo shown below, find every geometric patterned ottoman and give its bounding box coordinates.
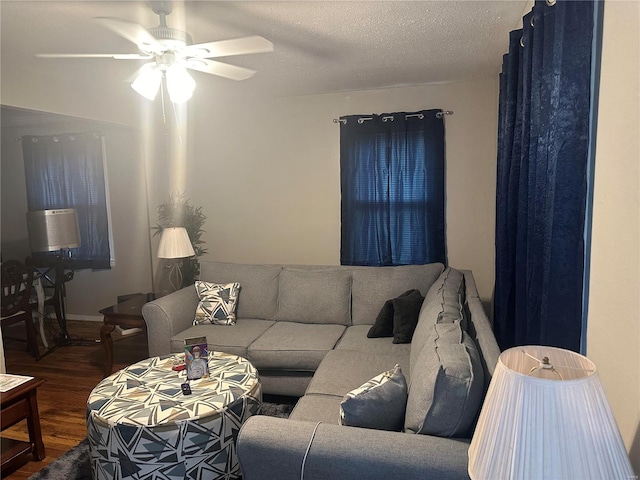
[86,352,262,480]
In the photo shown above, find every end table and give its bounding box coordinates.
[1,377,46,474]
[99,294,150,378]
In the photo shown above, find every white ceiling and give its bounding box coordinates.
[0,0,529,122]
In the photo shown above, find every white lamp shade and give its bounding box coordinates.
[468,346,633,479]
[131,64,162,100]
[157,227,195,259]
[166,65,195,103]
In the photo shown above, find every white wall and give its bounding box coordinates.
[0,120,153,317]
[2,77,499,317]
[181,78,499,303]
[588,0,640,471]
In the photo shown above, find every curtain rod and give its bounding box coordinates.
[14,132,104,141]
[333,110,453,124]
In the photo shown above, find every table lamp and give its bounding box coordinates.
[468,345,634,479]
[157,227,195,292]
[26,208,81,342]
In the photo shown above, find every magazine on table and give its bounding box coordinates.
[184,336,210,380]
[0,373,34,392]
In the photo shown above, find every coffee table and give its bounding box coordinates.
[0,377,46,473]
[99,294,149,378]
[86,352,261,480]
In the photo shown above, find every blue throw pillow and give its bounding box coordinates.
[392,290,425,343]
[367,289,419,338]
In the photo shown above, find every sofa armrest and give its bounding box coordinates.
[237,416,471,480]
[141,287,199,356]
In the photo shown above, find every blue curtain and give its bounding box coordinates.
[22,132,111,269]
[494,0,594,352]
[340,109,446,266]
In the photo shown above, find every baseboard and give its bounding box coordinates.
[66,314,103,322]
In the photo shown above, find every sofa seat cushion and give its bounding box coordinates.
[277,268,352,325]
[351,264,443,326]
[306,349,409,397]
[289,394,343,424]
[404,322,484,438]
[169,319,276,358]
[247,322,346,371]
[336,326,411,356]
[198,262,281,321]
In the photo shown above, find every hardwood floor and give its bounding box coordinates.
[2,319,148,479]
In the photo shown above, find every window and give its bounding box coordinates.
[340,110,446,266]
[22,132,112,269]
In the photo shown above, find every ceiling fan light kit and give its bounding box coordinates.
[35,1,273,105]
[131,63,163,100]
[165,65,196,104]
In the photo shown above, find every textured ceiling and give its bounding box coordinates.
[1,0,529,122]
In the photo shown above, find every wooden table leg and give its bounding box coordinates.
[100,323,116,378]
[26,390,45,461]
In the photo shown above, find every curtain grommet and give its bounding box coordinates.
[546,0,556,6]
[520,37,525,48]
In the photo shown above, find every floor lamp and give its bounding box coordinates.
[468,346,634,479]
[157,227,195,295]
[26,208,80,344]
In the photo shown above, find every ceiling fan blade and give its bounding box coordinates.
[94,17,164,53]
[185,59,257,81]
[36,53,153,60]
[182,36,273,59]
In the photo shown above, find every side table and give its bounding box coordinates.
[99,294,150,378]
[0,377,46,473]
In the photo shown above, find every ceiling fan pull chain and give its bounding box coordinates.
[160,80,167,124]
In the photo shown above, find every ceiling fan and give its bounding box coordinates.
[36,1,274,103]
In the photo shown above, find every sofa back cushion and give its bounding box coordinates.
[404,323,484,438]
[351,264,444,326]
[199,261,281,321]
[410,267,466,374]
[277,268,352,325]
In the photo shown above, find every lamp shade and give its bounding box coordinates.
[165,64,196,104]
[157,227,195,259]
[468,346,633,479]
[131,63,162,101]
[26,209,81,252]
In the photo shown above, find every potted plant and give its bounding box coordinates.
[153,192,207,287]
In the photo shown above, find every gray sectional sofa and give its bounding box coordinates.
[141,260,501,479]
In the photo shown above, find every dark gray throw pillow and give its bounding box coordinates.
[367,289,417,338]
[339,364,408,431]
[392,289,425,344]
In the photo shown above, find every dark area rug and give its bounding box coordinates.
[28,399,295,480]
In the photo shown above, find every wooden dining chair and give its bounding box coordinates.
[1,260,40,360]
[25,255,68,342]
